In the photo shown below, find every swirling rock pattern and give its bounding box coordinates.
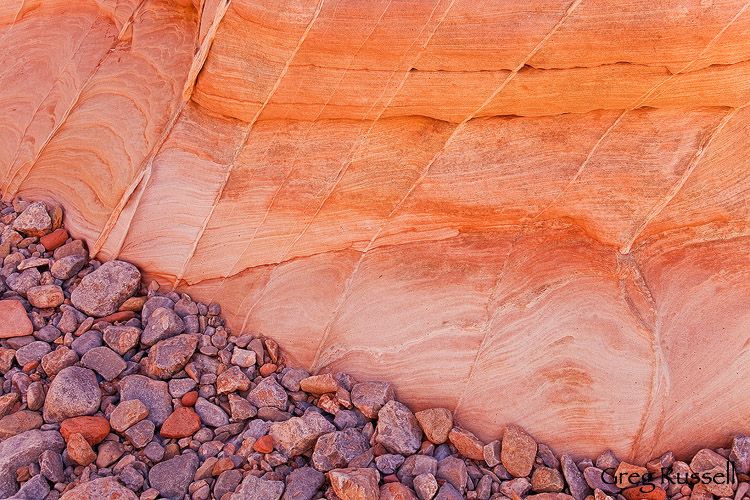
[1,0,750,461]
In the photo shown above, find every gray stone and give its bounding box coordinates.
[234,473,285,500]
[142,333,199,380]
[70,260,141,317]
[376,454,406,474]
[584,467,620,494]
[731,434,750,474]
[14,341,51,366]
[375,400,422,455]
[39,450,64,483]
[270,410,336,457]
[144,441,165,463]
[7,269,40,295]
[43,366,100,423]
[80,346,126,381]
[141,307,184,346]
[50,255,86,280]
[436,456,467,493]
[14,473,49,500]
[141,296,174,327]
[248,377,288,409]
[167,378,196,398]
[148,453,199,500]
[312,429,369,472]
[194,397,229,427]
[124,419,155,448]
[12,202,51,237]
[119,375,172,426]
[561,454,592,500]
[119,464,144,490]
[0,430,64,498]
[70,329,102,356]
[214,469,243,499]
[435,482,464,500]
[280,368,310,392]
[34,325,60,343]
[476,475,492,500]
[282,467,325,500]
[102,325,141,355]
[596,449,620,471]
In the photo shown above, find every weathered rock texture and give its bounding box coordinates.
[2,0,749,461]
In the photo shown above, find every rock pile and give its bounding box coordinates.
[0,197,748,500]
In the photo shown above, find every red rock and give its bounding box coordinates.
[501,425,537,477]
[212,457,234,476]
[67,432,97,466]
[26,285,65,308]
[259,363,277,377]
[622,487,667,500]
[0,300,32,338]
[93,311,136,324]
[216,366,251,395]
[253,435,273,454]
[39,228,68,251]
[181,391,198,406]
[328,468,380,500]
[109,399,149,433]
[60,416,111,445]
[614,463,649,489]
[380,482,418,500]
[448,426,484,461]
[300,373,339,395]
[160,407,201,438]
[22,361,39,372]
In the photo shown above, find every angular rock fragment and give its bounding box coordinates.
[270,410,336,457]
[142,333,199,380]
[415,407,453,445]
[375,400,423,455]
[351,381,394,418]
[248,377,288,409]
[141,307,185,346]
[501,424,537,477]
[328,467,380,500]
[70,260,141,317]
[312,428,370,471]
[12,202,51,237]
[109,399,149,432]
[234,473,285,500]
[194,397,230,427]
[0,300,32,338]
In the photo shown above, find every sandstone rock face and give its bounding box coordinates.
[2,0,750,459]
